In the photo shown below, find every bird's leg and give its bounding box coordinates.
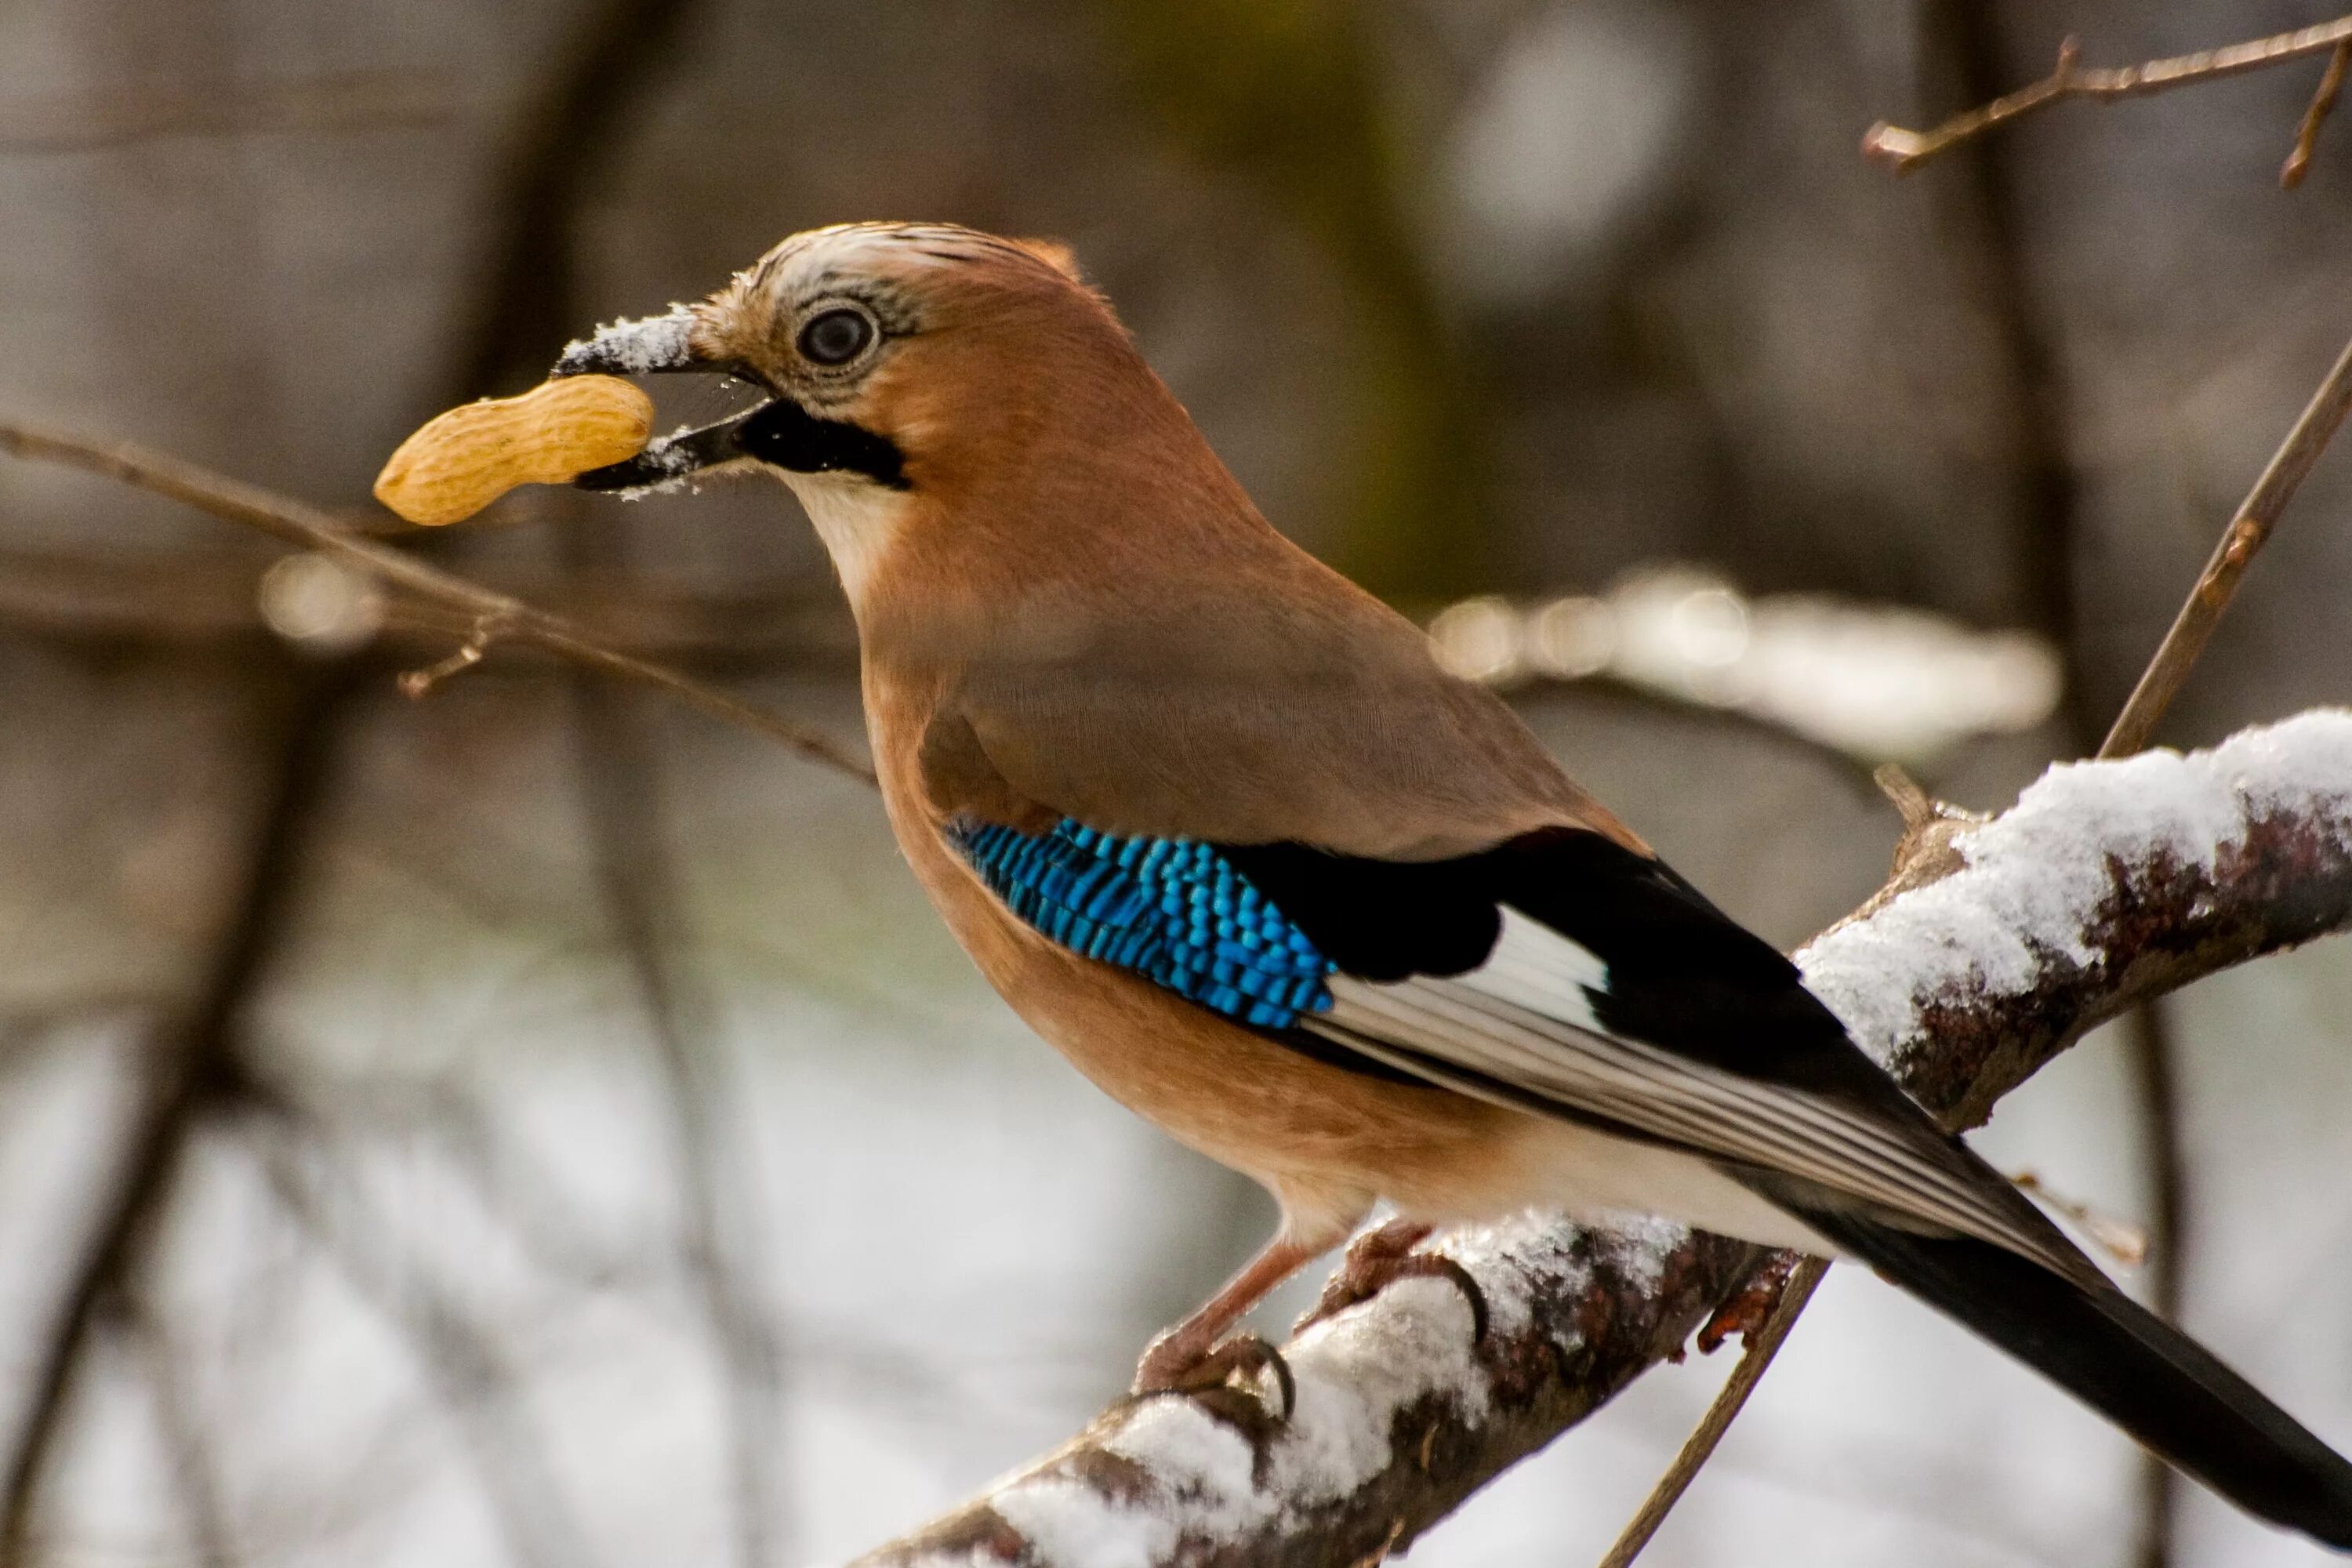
[1294,1218,1489,1343]
[1133,1234,1321,1414]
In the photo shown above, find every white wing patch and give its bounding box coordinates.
[1305,913,2082,1279]
[1454,908,1610,1032]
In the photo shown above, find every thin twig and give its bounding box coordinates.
[2282,39,2352,187]
[2099,325,2352,758]
[0,542,854,665]
[1590,760,1989,1565]
[0,420,874,785]
[2008,1171,2149,1268]
[1594,1258,1826,1568]
[1864,18,2352,174]
[397,616,503,697]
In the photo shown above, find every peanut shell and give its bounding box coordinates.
[373,375,654,527]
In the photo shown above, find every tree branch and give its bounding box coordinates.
[2281,38,2352,188]
[0,420,872,784]
[2097,327,2352,758]
[1863,19,2352,175]
[848,709,2352,1568]
[1590,1254,1824,1568]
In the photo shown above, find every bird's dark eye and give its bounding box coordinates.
[797,307,874,366]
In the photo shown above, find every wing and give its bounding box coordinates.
[928,539,1639,860]
[950,813,2093,1283]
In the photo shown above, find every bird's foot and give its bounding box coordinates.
[1294,1219,1489,1344]
[1132,1328,1296,1420]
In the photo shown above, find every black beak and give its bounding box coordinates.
[552,306,770,492]
[572,409,758,492]
[552,304,911,493]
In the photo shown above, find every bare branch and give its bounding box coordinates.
[0,421,874,785]
[0,543,854,670]
[848,709,2352,1568]
[2098,328,2352,758]
[1864,19,2352,174]
[1592,1255,1825,1568]
[2281,39,2352,187]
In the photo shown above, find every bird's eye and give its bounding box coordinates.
[797,307,875,366]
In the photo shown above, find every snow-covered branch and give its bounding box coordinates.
[853,709,2352,1568]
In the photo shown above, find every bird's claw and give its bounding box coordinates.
[1295,1221,1490,1345]
[1132,1329,1296,1420]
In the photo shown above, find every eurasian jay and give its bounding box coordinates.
[555,222,2352,1547]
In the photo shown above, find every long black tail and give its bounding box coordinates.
[1789,1203,2352,1549]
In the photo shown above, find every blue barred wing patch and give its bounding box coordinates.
[948,818,1335,1027]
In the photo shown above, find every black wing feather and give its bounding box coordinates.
[1223,827,1896,1105]
[1226,826,2352,1546]
[1236,828,2098,1276]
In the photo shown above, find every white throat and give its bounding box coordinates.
[781,471,909,610]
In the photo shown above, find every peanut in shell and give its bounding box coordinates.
[373,376,654,527]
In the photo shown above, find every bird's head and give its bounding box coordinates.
[554,222,1222,614]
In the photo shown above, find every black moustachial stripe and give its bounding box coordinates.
[735,397,907,488]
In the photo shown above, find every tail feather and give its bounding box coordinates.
[1786,1202,2352,1549]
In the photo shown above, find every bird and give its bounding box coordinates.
[554,220,2352,1548]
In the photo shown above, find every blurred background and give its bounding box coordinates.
[4,2,2352,1565]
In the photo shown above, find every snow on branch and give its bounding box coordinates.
[852,708,2352,1568]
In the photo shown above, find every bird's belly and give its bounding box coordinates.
[947,871,1835,1251]
[883,774,1832,1253]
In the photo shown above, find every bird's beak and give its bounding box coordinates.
[550,306,766,493]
